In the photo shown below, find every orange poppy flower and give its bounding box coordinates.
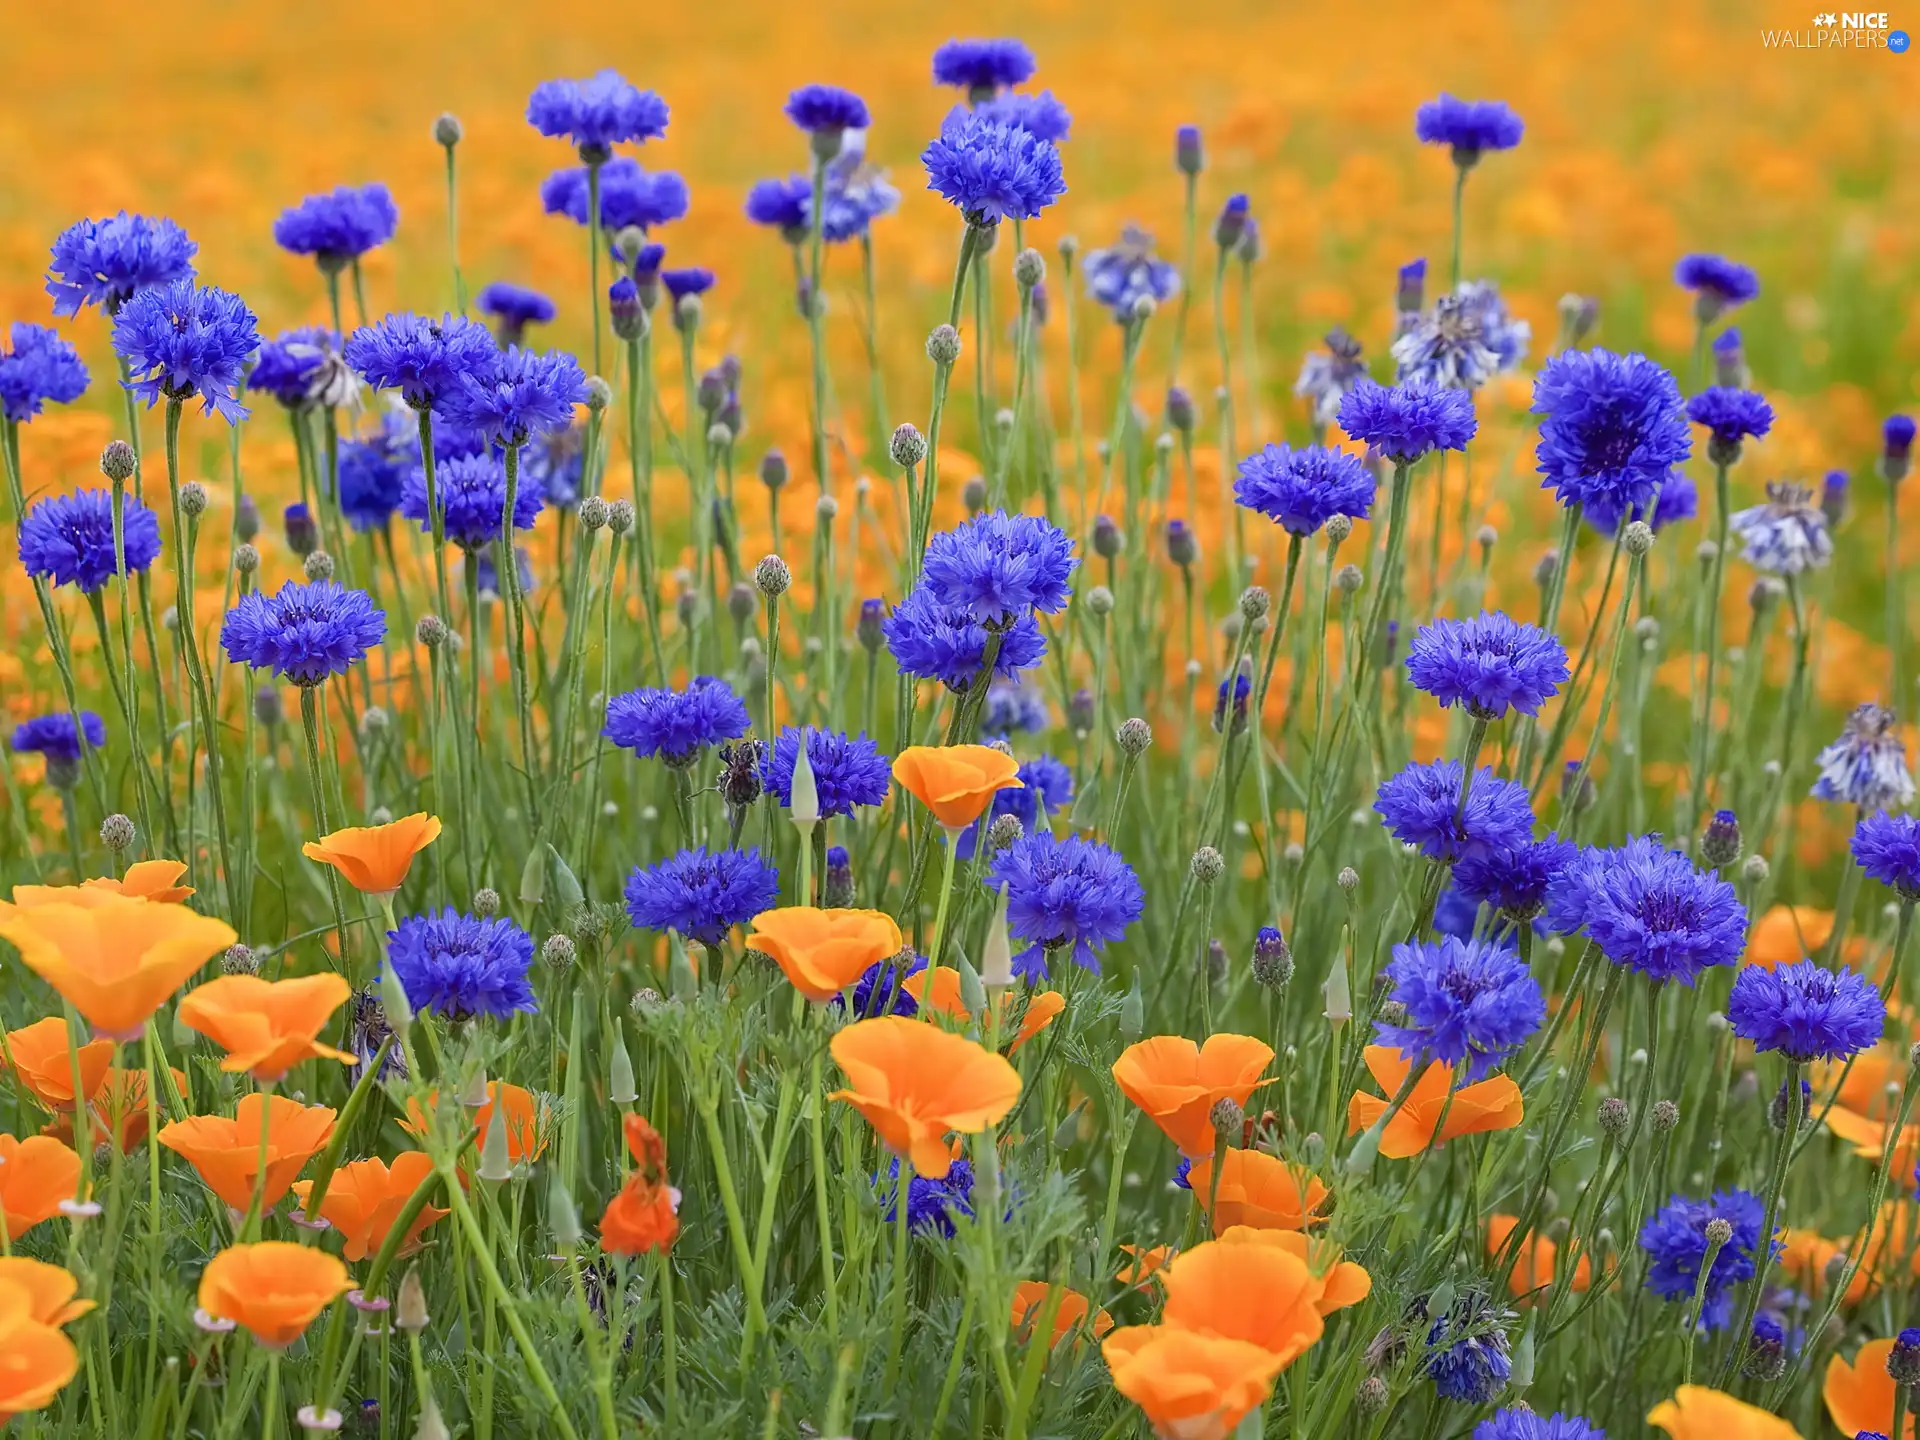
[82,859,194,904]
[0,895,236,1041]
[4,1016,113,1111]
[1116,1244,1175,1287]
[1010,990,1065,1052]
[1158,1238,1326,1365]
[291,1152,448,1262]
[0,1135,80,1239]
[747,906,904,1002]
[400,1082,548,1168]
[1825,1103,1920,1176]
[905,965,970,1020]
[42,1066,184,1152]
[1010,1280,1113,1345]
[177,973,354,1081]
[1648,1385,1804,1439]
[1214,1227,1372,1316]
[1747,905,1832,971]
[1486,1213,1591,1298]
[1346,1045,1524,1158]
[828,1015,1022,1179]
[891,745,1023,828]
[1778,1226,1875,1304]
[1102,1326,1285,1440]
[0,1259,93,1328]
[600,1115,680,1256]
[1825,1338,1915,1438]
[1111,1034,1275,1158]
[157,1095,337,1212]
[1185,1148,1329,1232]
[0,1281,79,1426]
[301,813,442,896]
[197,1242,353,1349]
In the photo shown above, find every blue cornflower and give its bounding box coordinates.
[1214,672,1252,734]
[745,176,812,239]
[1398,257,1428,314]
[1531,348,1691,514]
[1686,386,1775,461]
[1406,612,1569,720]
[922,510,1077,625]
[881,1155,975,1237]
[220,580,386,686]
[1452,835,1577,921]
[1888,414,1918,468]
[602,677,751,766]
[273,184,398,266]
[922,110,1065,225]
[440,346,587,447]
[1812,702,1915,809]
[1853,810,1920,899]
[1639,1189,1766,1330]
[1583,469,1697,537]
[476,283,557,344]
[761,728,891,818]
[1374,761,1536,862]
[11,713,106,784]
[383,909,537,1021]
[1414,94,1524,161]
[974,90,1071,143]
[248,326,341,409]
[540,157,690,233]
[345,312,498,410]
[46,212,197,315]
[662,268,715,305]
[982,680,1050,737]
[624,846,781,946]
[111,278,260,424]
[883,583,1047,691]
[18,489,163,591]
[337,412,418,532]
[1425,1292,1512,1404]
[1337,379,1477,462]
[0,324,89,423]
[1082,226,1179,323]
[527,69,669,156]
[1392,282,1529,391]
[985,830,1144,979]
[401,451,544,551]
[820,155,901,242]
[1293,329,1369,428]
[524,423,587,510]
[846,953,925,1019]
[785,84,870,136]
[1675,254,1761,317]
[1730,481,1831,575]
[1473,1410,1606,1440]
[1375,935,1544,1081]
[1546,835,1747,985]
[1728,959,1883,1063]
[932,37,1037,95]
[958,754,1073,859]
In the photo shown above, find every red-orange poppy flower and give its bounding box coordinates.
[3,1017,113,1112]
[400,1082,548,1167]
[600,1115,680,1256]
[41,1065,184,1152]
[1346,1045,1524,1158]
[1112,1034,1274,1158]
[1814,1046,1903,1119]
[1010,990,1065,1052]
[1158,1238,1325,1365]
[747,906,904,1002]
[1102,1326,1286,1440]
[177,973,354,1081]
[1214,1227,1372,1316]
[1116,1244,1175,1288]
[891,746,1023,828]
[0,1280,79,1427]
[0,1135,80,1240]
[1185,1148,1329,1232]
[301,813,442,896]
[1486,1213,1591,1299]
[0,895,236,1041]
[1825,1103,1920,1177]
[904,965,970,1021]
[1825,1338,1915,1438]
[157,1095,336,1212]
[82,859,194,904]
[197,1242,353,1349]
[828,1015,1022,1179]
[1010,1280,1113,1346]
[291,1152,448,1262]
[1648,1385,1805,1439]
[1777,1227,1875,1305]
[0,1259,93,1328]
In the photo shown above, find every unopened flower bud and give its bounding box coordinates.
[1117,717,1152,756]
[1209,1096,1244,1140]
[1334,564,1364,595]
[473,887,500,918]
[1741,854,1770,886]
[433,113,463,148]
[100,813,136,852]
[1651,1100,1680,1134]
[100,440,137,483]
[1885,1327,1920,1384]
[888,423,927,469]
[541,934,576,970]
[986,813,1025,853]
[396,1267,429,1332]
[179,481,208,518]
[222,943,259,977]
[1325,513,1354,545]
[1704,1218,1734,1248]
[1240,586,1270,621]
[416,615,448,649]
[1623,520,1655,557]
[608,499,636,534]
[579,496,610,532]
[1702,810,1742,867]
[754,554,791,597]
[962,475,987,513]
[304,550,335,582]
[234,543,260,575]
[1086,585,1113,617]
[1166,386,1195,433]
[1337,866,1360,893]
[1534,550,1560,590]
[1013,247,1045,288]
[1597,1096,1630,1139]
[927,324,962,367]
[1252,926,1293,988]
[1092,514,1122,559]
[1190,847,1225,885]
[1356,1376,1389,1414]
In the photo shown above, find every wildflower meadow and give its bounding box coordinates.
[1,4,1918,1437]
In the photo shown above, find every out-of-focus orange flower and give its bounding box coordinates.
[1825,1338,1915,1438]
[1009,1280,1112,1346]
[828,1015,1021,1179]
[157,1095,336,1212]
[1648,1385,1804,1439]
[1157,1239,1325,1365]
[1747,906,1831,971]
[41,1066,184,1152]
[1346,1045,1524,1158]
[1010,990,1064,1052]
[1486,1213,1591,1298]
[1815,1046,1904,1118]
[177,973,354,1081]
[197,1242,353,1349]
[1214,1228,1372,1315]
[82,859,194,904]
[0,895,236,1041]
[1185,1148,1329,1232]
[401,1082,548,1168]
[1112,1034,1274,1157]
[747,906,903,1002]
[1777,1227,1876,1304]
[301,813,442,896]
[600,1115,680,1256]
[1102,1326,1285,1440]
[291,1153,447,1262]
[1825,1103,1920,1176]
[0,1134,79,1239]
[0,1279,79,1427]
[1116,1244,1174,1287]
[891,745,1022,828]
[0,1259,93,1328]
[3,1016,113,1111]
